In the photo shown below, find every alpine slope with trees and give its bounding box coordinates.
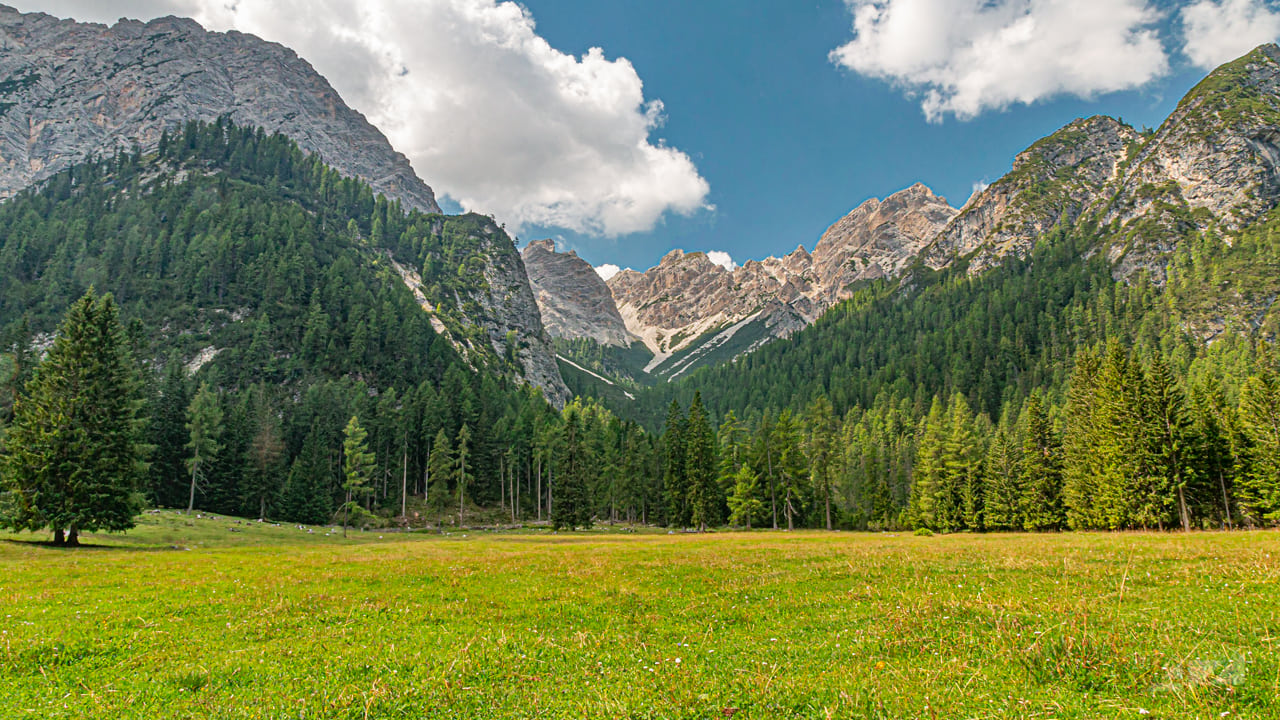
[0,121,658,534]
[588,45,1280,533]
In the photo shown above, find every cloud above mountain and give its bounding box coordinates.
[19,0,710,237]
[829,0,1169,121]
[1181,0,1280,69]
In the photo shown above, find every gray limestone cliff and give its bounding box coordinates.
[0,5,440,213]
[604,185,957,368]
[521,240,632,348]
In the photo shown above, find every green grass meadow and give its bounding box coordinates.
[2,513,1278,719]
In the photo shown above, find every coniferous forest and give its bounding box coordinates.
[4,120,1280,536]
[0,121,658,535]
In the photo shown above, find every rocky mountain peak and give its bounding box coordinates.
[813,183,957,293]
[1099,43,1280,280]
[923,113,1138,272]
[522,241,633,348]
[0,5,440,213]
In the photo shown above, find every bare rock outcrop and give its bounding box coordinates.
[604,185,956,365]
[522,240,632,348]
[0,5,440,213]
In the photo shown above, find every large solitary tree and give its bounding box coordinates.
[0,290,148,545]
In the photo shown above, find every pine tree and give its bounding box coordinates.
[908,397,947,530]
[341,415,375,536]
[726,465,764,528]
[147,356,190,508]
[805,395,837,530]
[773,410,809,531]
[1239,367,1280,524]
[426,429,454,514]
[245,408,286,520]
[0,290,147,545]
[983,423,1024,530]
[1063,349,1103,529]
[185,383,223,515]
[1020,391,1064,531]
[553,407,591,530]
[661,400,689,527]
[1145,356,1197,531]
[686,392,720,531]
[943,394,981,531]
[282,424,333,524]
[456,424,472,527]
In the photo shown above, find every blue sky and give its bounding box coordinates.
[500,0,1225,272]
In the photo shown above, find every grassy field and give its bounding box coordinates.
[2,513,1278,719]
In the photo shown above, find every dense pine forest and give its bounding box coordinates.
[632,212,1280,531]
[0,121,660,531]
[4,120,1280,535]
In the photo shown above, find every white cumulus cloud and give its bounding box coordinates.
[706,251,736,272]
[14,0,710,237]
[1181,0,1280,69]
[829,0,1169,121]
[594,264,622,281]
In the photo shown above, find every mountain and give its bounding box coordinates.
[601,44,1280,431]
[0,5,439,214]
[567,184,958,383]
[922,116,1138,273]
[522,240,632,348]
[0,5,574,406]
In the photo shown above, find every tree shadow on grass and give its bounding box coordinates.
[0,537,184,552]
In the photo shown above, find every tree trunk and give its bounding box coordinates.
[825,485,832,531]
[766,448,778,530]
[53,527,65,545]
[1220,471,1232,527]
[66,524,79,546]
[1178,485,1191,533]
[536,458,542,522]
[187,454,199,514]
[401,446,408,520]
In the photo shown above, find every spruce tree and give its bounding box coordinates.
[341,415,375,536]
[726,465,763,528]
[0,290,147,545]
[148,356,191,508]
[1239,368,1280,524]
[1020,391,1064,531]
[661,400,689,527]
[553,407,591,530]
[908,397,947,530]
[686,392,720,531]
[185,383,223,515]
[426,429,454,513]
[805,395,837,530]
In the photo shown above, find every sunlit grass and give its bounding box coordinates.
[2,512,1277,718]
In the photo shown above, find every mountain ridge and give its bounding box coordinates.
[0,5,440,214]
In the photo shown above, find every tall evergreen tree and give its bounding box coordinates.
[148,357,191,508]
[0,290,147,545]
[426,429,454,514]
[805,395,837,530]
[185,383,223,515]
[553,407,591,530]
[1020,391,1064,531]
[661,400,689,527]
[341,415,375,536]
[686,392,720,531]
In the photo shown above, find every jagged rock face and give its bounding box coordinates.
[811,183,957,304]
[0,6,440,214]
[522,240,632,348]
[1099,44,1280,280]
[924,116,1138,272]
[605,184,956,362]
[449,223,571,408]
